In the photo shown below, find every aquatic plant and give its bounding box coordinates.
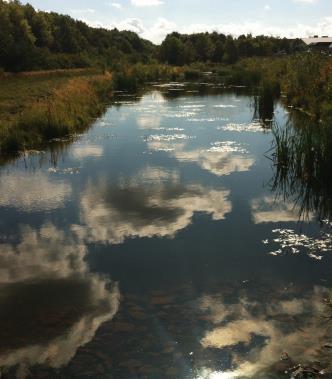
[112,64,183,92]
[269,117,332,220]
[236,53,332,121]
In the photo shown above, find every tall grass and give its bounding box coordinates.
[270,118,332,219]
[112,64,184,92]
[252,80,281,125]
[0,75,112,155]
[0,68,102,128]
[0,64,182,157]
[232,53,332,121]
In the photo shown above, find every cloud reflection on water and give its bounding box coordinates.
[199,286,332,378]
[0,223,119,376]
[0,172,72,212]
[146,137,255,177]
[74,167,232,244]
[251,195,310,224]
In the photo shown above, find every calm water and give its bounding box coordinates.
[0,84,331,378]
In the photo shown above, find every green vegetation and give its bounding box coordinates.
[0,68,100,127]
[0,71,112,155]
[112,63,183,92]
[0,1,306,73]
[0,0,154,71]
[270,117,332,220]
[159,32,305,66]
[0,63,185,155]
[1,1,332,165]
[229,54,332,121]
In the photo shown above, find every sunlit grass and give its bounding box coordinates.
[0,68,100,128]
[0,71,112,155]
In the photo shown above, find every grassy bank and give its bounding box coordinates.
[111,63,184,92]
[227,53,332,121]
[0,68,101,127]
[170,54,332,122]
[0,64,185,157]
[1,56,331,157]
[0,69,112,155]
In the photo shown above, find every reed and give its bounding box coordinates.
[112,64,184,92]
[270,118,332,219]
[0,74,112,155]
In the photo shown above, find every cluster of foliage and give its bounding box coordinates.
[234,53,332,120]
[112,63,183,92]
[159,32,305,65]
[0,1,308,72]
[0,0,154,71]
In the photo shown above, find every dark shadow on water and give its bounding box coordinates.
[269,114,332,221]
[253,81,281,128]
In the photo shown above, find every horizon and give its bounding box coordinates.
[19,0,332,44]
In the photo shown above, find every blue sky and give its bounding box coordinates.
[22,0,332,43]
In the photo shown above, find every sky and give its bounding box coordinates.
[21,0,332,44]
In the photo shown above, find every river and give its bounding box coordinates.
[0,83,331,378]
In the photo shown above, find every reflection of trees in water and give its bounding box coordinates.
[253,81,280,127]
[269,115,332,221]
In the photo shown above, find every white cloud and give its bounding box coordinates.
[175,18,332,40]
[0,223,120,373]
[114,17,145,34]
[145,135,255,177]
[251,195,313,224]
[131,0,164,6]
[293,0,317,3]
[72,144,104,159]
[143,17,177,43]
[74,168,232,244]
[200,285,332,378]
[106,16,332,44]
[111,2,122,9]
[137,113,162,129]
[70,8,96,15]
[0,172,71,212]
[0,223,86,282]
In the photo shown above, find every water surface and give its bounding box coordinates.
[0,84,331,378]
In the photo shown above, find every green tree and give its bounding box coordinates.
[31,12,53,47]
[160,35,185,65]
[193,33,213,61]
[0,2,14,69]
[223,36,238,64]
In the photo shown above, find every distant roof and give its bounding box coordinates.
[302,37,332,45]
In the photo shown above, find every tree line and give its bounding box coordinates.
[0,0,307,72]
[0,0,154,71]
[159,32,305,65]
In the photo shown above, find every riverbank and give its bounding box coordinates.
[228,53,332,121]
[1,55,331,158]
[0,64,185,157]
[0,69,113,155]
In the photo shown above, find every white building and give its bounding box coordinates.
[302,37,332,50]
